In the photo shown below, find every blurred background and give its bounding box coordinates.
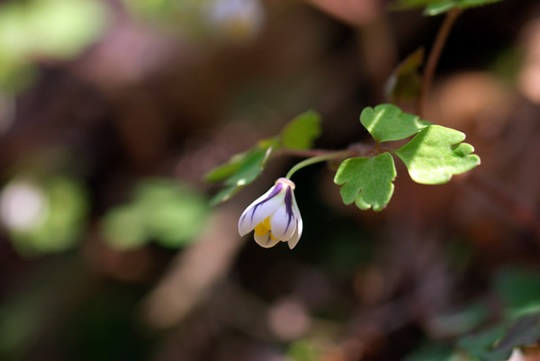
[0,0,540,360]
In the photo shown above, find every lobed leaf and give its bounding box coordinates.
[360,104,431,143]
[281,110,322,150]
[394,125,480,184]
[334,152,396,211]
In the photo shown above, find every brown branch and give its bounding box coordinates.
[417,8,463,118]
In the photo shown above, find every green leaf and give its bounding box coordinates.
[391,0,502,15]
[209,146,273,205]
[385,48,424,104]
[429,302,489,336]
[204,151,247,183]
[493,313,540,355]
[493,268,540,316]
[404,341,454,361]
[457,326,507,361]
[281,110,322,150]
[424,0,457,15]
[394,125,480,184]
[360,104,431,143]
[458,0,502,7]
[457,314,540,361]
[334,153,396,211]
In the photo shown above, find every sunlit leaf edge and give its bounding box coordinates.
[394,124,481,185]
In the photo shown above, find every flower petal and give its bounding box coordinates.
[238,183,284,236]
[254,230,280,248]
[270,189,296,241]
[287,197,303,249]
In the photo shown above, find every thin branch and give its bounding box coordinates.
[417,8,463,118]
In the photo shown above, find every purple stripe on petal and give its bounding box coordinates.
[249,182,283,222]
[284,188,294,233]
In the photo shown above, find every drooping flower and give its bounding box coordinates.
[238,178,302,249]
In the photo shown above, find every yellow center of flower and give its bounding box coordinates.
[254,217,276,240]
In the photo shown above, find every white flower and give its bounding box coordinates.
[238,178,303,249]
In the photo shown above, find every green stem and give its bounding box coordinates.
[417,8,463,118]
[285,150,354,179]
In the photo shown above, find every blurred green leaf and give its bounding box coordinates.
[457,314,540,361]
[404,341,455,361]
[209,145,274,205]
[394,125,480,184]
[0,60,36,93]
[424,0,459,15]
[493,313,540,355]
[429,302,489,337]
[0,258,84,360]
[101,205,148,250]
[0,0,108,59]
[0,0,108,91]
[493,268,540,316]
[287,339,322,361]
[334,153,396,211]
[455,0,502,9]
[391,0,502,16]
[385,48,424,104]
[136,179,209,248]
[2,176,88,256]
[205,152,248,183]
[457,326,507,361]
[455,269,540,361]
[218,147,269,186]
[102,178,209,249]
[124,0,211,39]
[360,104,431,143]
[281,110,322,150]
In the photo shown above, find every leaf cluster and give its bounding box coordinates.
[334,104,480,211]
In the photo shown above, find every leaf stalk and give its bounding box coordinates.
[285,150,355,179]
[417,8,463,117]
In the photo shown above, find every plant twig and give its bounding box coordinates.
[285,150,356,179]
[417,8,463,118]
